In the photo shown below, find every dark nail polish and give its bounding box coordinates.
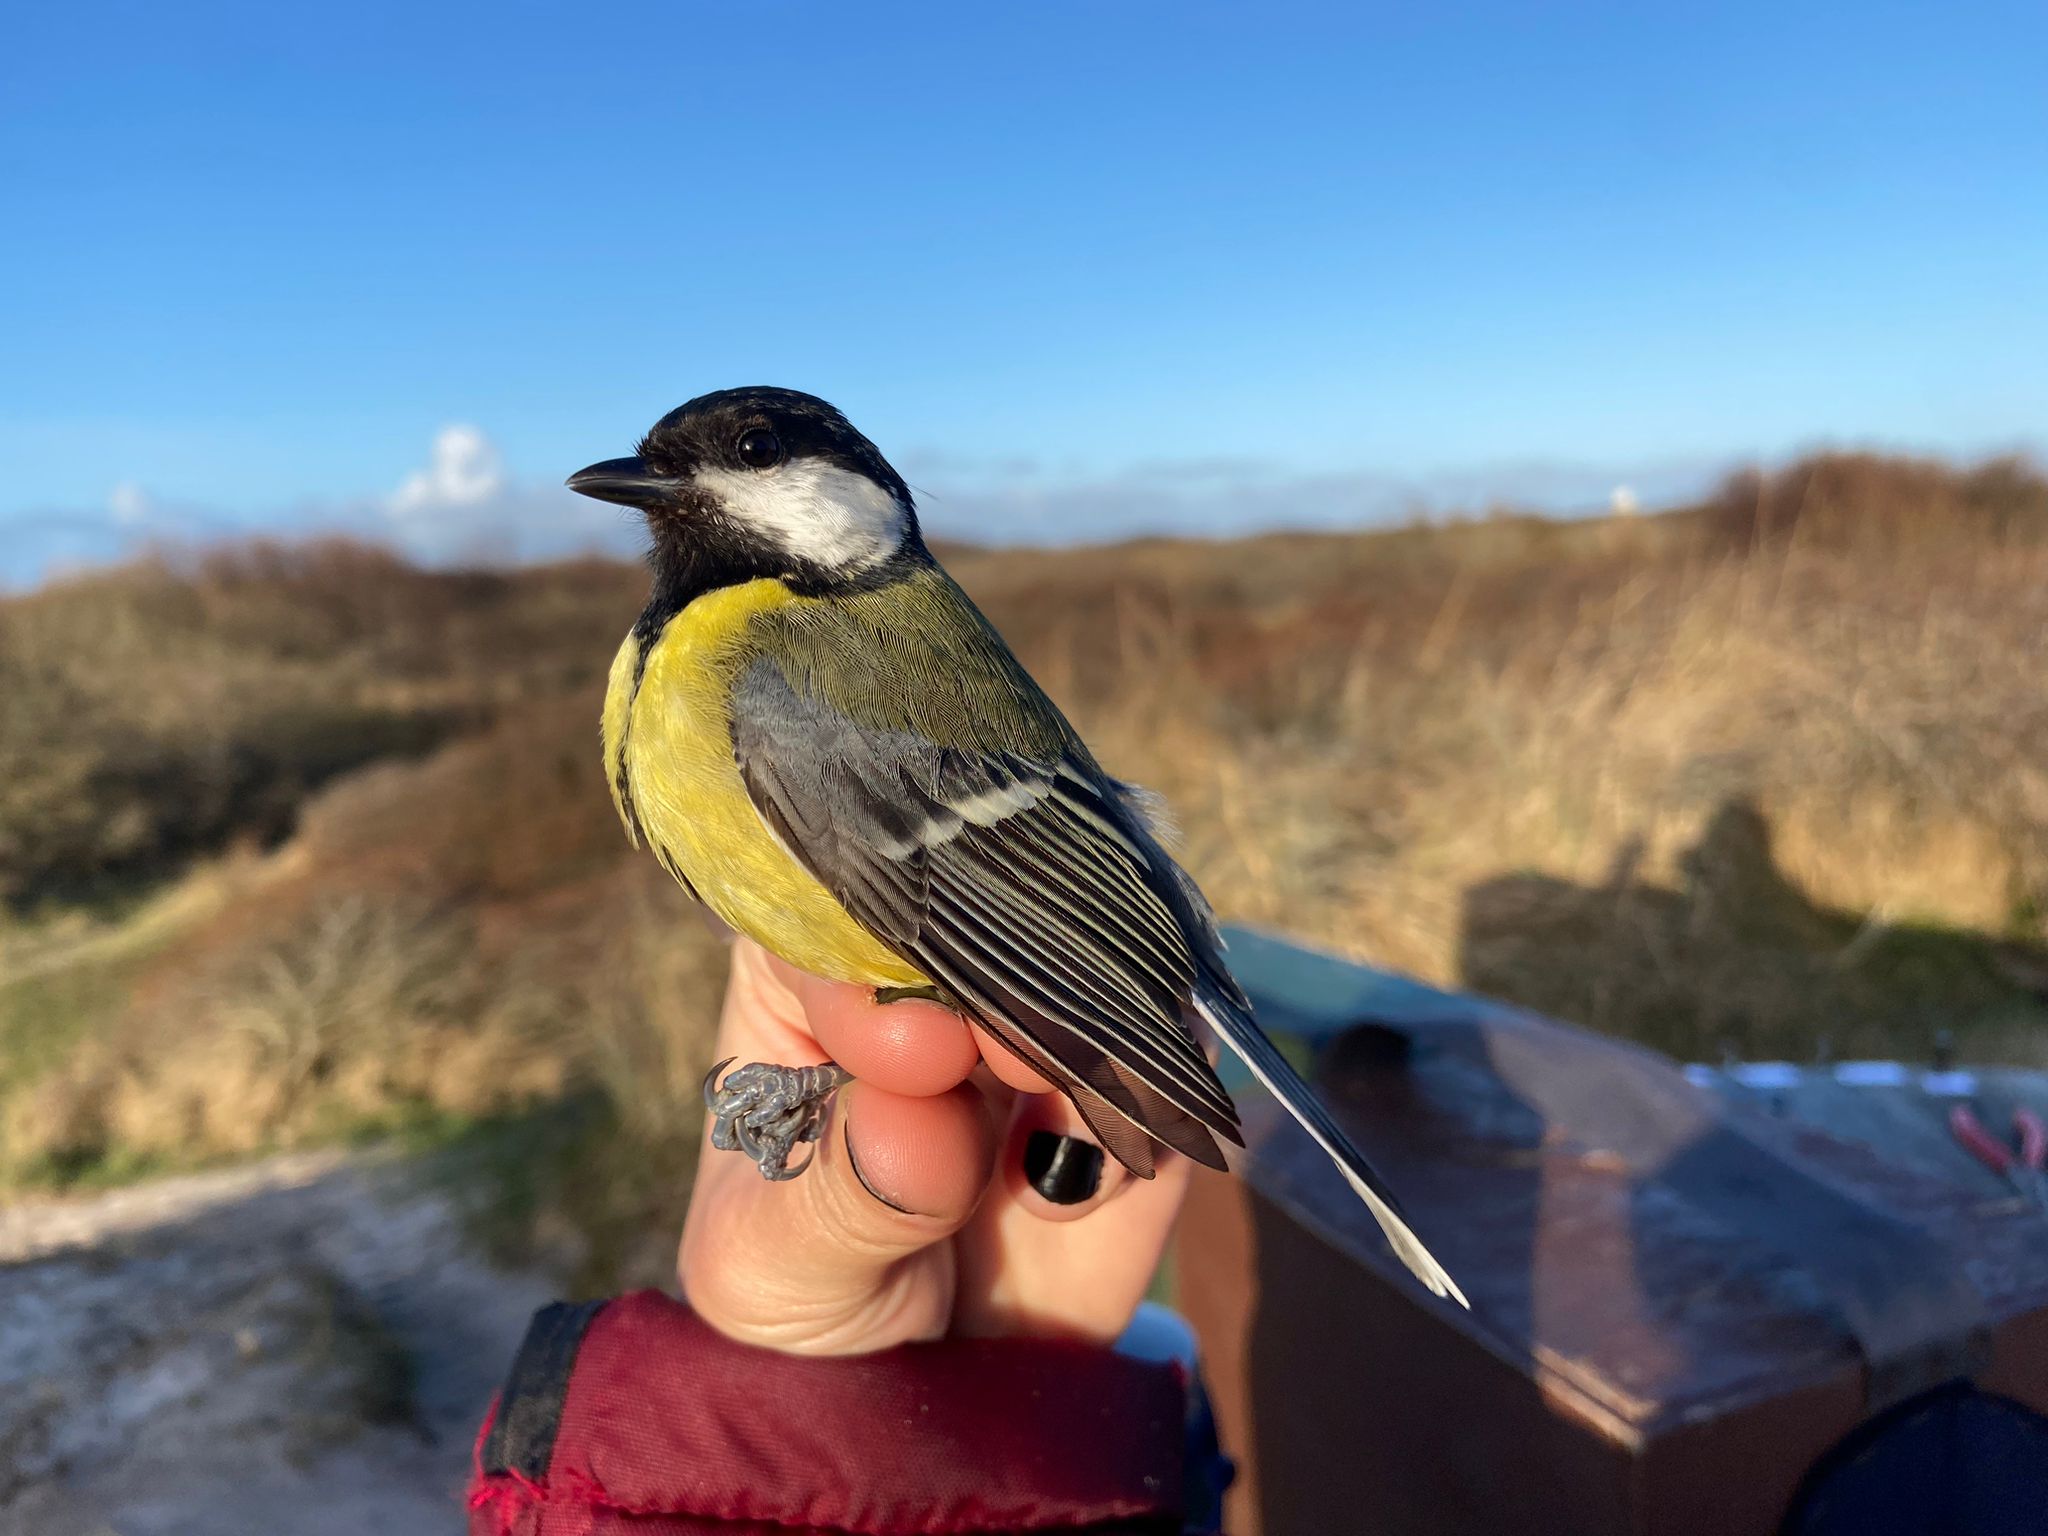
[1024,1131,1103,1205]
[844,1120,916,1215]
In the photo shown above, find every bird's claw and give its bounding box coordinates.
[762,1143,817,1181]
[702,1057,853,1181]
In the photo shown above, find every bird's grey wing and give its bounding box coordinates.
[731,656,1241,1169]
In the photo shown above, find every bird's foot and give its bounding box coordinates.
[702,1058,854,1181]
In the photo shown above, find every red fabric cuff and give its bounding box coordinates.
[468,1290,1190,1536]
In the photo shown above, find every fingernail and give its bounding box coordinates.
[1023,1131,1102,1205]
[844,1119,917,1216]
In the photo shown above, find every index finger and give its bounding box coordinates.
[761,953,1059,1097]
[767,954,981,1098]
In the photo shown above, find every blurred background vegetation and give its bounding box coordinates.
[4,451,2046,1290]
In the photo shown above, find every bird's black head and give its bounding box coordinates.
[568,387,922,600]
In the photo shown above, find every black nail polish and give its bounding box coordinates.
[1024,1131,1102,1205]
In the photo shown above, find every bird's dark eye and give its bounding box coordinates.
[736,427,783,469]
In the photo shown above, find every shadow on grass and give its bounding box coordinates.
[6,705,473,917]
[1458,796,2048,1065]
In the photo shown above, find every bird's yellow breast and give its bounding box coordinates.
[605,578,925,989]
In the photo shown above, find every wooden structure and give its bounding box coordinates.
[1177,929,2048,1535]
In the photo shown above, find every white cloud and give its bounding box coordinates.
[108,480,154,526]
[389,424,506,516]
[361,422,642,566]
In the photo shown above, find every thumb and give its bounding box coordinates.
[678,944,1001,1355]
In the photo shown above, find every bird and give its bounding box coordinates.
[568,386,1466,1306]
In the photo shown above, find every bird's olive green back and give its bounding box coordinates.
[745,564,1079,759]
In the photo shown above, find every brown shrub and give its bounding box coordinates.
[0,542,639,904]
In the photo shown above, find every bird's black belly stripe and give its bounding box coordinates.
[612,618,701,905]
[611,630,655,846]
[656,841,703,905]
[614,758,642,844]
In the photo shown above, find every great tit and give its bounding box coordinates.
[568,387,1466,1306]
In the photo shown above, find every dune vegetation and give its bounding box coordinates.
[3,452,2044,1288]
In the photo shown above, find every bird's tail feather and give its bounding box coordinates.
[1196,987,1469,1309]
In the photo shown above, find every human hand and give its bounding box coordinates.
[678,938,1192,1356]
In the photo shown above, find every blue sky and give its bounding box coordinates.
[3,1,2044,582]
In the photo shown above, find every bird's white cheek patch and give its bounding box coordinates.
[695,461,908,572]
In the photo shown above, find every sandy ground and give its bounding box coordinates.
[0,1150,562,1535]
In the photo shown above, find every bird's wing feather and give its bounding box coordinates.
[731,654,1241,1154]
[728,589,1465,1302]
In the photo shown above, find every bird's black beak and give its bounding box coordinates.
[566,456,686,510]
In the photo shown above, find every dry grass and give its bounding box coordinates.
[953,454,2048,1063]
[0,541,638,905]
[3,451,2044,1279]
